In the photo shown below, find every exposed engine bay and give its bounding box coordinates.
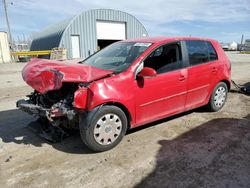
[29,83,77,108]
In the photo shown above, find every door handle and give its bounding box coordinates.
[178,75,185,81]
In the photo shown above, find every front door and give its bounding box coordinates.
[135,42,187,126]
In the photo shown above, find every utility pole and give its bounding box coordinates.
[3,0,13,50]
[240,34,244,52]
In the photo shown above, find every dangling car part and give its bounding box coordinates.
[231,80,250,95]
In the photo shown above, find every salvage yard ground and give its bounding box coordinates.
[0,51,250,187]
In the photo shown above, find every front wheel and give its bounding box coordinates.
[206,82,228,112]
[80,105,128,152]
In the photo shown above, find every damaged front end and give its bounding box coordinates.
[17,58,113,142]
[17,83,78,125]
[17,83,82,142]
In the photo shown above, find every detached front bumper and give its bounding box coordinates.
[16,99,77,122]
[16,99,48,117]
[16,99,75,142]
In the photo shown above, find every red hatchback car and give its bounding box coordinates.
[17,37,231,151]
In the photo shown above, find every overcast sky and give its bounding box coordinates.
[0,0,250,43]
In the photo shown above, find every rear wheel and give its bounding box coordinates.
[80,105,128,152]
[207,82,228,112]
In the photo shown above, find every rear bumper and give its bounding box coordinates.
[16,99,48,117]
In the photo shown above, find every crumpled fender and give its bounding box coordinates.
[74,86,89,109]
[22,58,113,94]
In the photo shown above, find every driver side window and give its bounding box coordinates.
[144,42,183,74]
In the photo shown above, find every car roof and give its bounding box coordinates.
[123,36,218,44]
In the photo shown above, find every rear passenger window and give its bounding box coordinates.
[186,40,209,66]
[206,42,218,61]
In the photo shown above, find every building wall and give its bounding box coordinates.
[0,32,11,63]
[60,9,148,59]
[244,39,250,51]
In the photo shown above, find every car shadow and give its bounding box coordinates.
[136,114,250,188]
[1,108,250,161]
[0,107,198,155]
[0,109,93,154]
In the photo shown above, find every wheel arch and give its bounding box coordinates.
[103,102,132,129]
[206,79,230,105]
[220,79,231,91]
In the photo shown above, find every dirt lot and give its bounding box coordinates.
[0,52,250,188]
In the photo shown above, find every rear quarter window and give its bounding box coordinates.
[206,41,218,61]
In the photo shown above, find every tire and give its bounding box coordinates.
[206,82,228,112]
[79,105,128,152]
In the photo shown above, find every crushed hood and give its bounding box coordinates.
[22,58,113,94]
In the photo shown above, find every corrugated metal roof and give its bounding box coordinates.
[61,9,148,59]
[30,17,73,50]
[30,9,148,59]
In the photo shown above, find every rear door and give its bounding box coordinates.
[135,41,188,125]
[184,40,219,109]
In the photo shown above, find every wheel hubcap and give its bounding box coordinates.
[94,113,122,145]
[214,86,226,108]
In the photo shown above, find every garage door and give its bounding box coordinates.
[96,21,126,40]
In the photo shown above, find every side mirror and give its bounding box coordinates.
[137,67,157,78]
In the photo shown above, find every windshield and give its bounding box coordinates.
[82,42,152,72]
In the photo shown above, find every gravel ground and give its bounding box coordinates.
[0,52,249,188]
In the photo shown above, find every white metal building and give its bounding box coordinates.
[30,9,148,59]
[0,31,11,63]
